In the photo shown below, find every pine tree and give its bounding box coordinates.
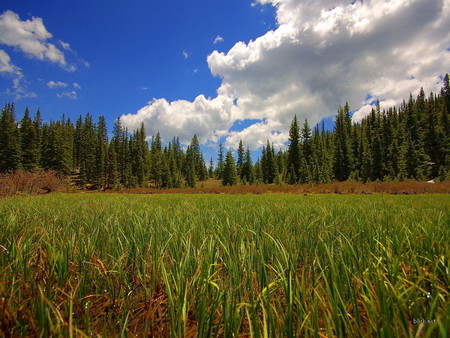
[189,134,206,180]
[161,156,173,188]
[277,149,285,176]
[20,107,40,171]
[333,103,354,181]
[106,143,119,188]
[79,114,96,184]
[94,116,108,187]
[0,103,22,172]
[237,139,245,179]
[241,147,253,183]
[73,115,83,170]
[216,141,224,179]
[222,149,238,186]
[404,94,430,179]
[301,119,312,164]
[151,132,163,188]
[286,115,301,183]
[261,140,277,183]
[185,158,196,188]
[208,157,214,178]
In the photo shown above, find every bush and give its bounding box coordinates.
[0,170,63,196]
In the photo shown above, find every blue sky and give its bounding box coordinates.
[1,0,449,162]
[0,1,275,120]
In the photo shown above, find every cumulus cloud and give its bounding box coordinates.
[0,10,68,67]
[213,35,224,44]
[47,80,68,88]
[123,0,450,150]
[121,94,240,144]
[226,120,289,151]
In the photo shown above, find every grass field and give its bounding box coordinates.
[0,193,449,337]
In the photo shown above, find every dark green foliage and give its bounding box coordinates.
[19,108,40,171]
[261,141,278,184]
[236,139,245,179]
[215,141,224,180]
[222,149,238,186]
[0,103,22,172]
[94,116,108,187]
[186,134,207,181]
[253,159,263,185]
[79,114,96,185]
[208,157,214,178]
[286,115,301,183]
[333,103,354,181]
[241,148,253,183]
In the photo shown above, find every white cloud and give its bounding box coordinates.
[121,94,240,145]
[182,50,190,59]
[57,90,77,99]
[0,49,37,100]
[213,35,224,44]
[0,49,21,75]
[123,0,450,150]
[58,40,71,51]
[0,10,68,67]
[73,82,81,89]
[47,80,68,88]
[226,120,289,151]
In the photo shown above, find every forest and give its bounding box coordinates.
[0,75,449,189]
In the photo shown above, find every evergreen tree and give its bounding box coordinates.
[0,103,22,172]
[79,114,96,184]
[236,139,245,179]
[151,132,163,187]
[161,156,173,188]
[301,119,312,164]
[222,149,238,186]
[261,140,278,183]
[94,116,108,187]
[188,134,206,180]
[73,115,83,169]
[241,147,253,183]
[208,157,214,178]
[277,149,286,176]
[20,107,40,171]
[216,141,224,179]
[333,103,354,181]
[286,115,301,183]
[106,143,119,188]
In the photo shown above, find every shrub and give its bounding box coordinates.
[0,170,63,196]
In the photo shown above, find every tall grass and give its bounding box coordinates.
[0,194,448,336]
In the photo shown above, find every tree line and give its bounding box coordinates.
[0,75,449,188]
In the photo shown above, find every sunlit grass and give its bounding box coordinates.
[0,193,448,336]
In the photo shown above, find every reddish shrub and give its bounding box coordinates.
[0,170,63,196]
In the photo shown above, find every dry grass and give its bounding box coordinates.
[106,179,450,195]
[0,170,63,197]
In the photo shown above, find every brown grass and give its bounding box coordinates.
[106,179,450,195]
[0,170,64,197]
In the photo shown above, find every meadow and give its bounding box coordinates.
[0,193,448,337]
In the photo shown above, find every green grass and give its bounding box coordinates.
[0,193,449,337]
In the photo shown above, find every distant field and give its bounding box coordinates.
[0,194,449,337]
